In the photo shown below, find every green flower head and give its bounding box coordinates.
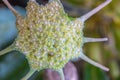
[1,0,112,80]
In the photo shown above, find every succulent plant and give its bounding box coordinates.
[0,0,112,80]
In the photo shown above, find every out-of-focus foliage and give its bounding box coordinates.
[74,0,120,80]
[65,0,120,80]
[0,0,120,80]
[0,7,26,49]
[0,7,29,80]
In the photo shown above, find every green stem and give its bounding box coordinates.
[21,69,36,80]
[58,69,65,80]
[0,43,15,56]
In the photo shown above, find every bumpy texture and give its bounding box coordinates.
[15,1,83,70]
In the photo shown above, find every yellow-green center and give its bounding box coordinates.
[15,1,83,70]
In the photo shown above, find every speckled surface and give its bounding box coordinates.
[15,0,83,70]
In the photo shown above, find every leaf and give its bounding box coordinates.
[0,6,25,49]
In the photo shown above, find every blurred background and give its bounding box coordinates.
[0,0,120,80]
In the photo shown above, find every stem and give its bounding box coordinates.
[58,69,65,80]
[0,43,15,56]
[79,0,112,22]
[2,0,19,16]
[21,69,36,80]
[80,53,109,71]
[84,37,108,43]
